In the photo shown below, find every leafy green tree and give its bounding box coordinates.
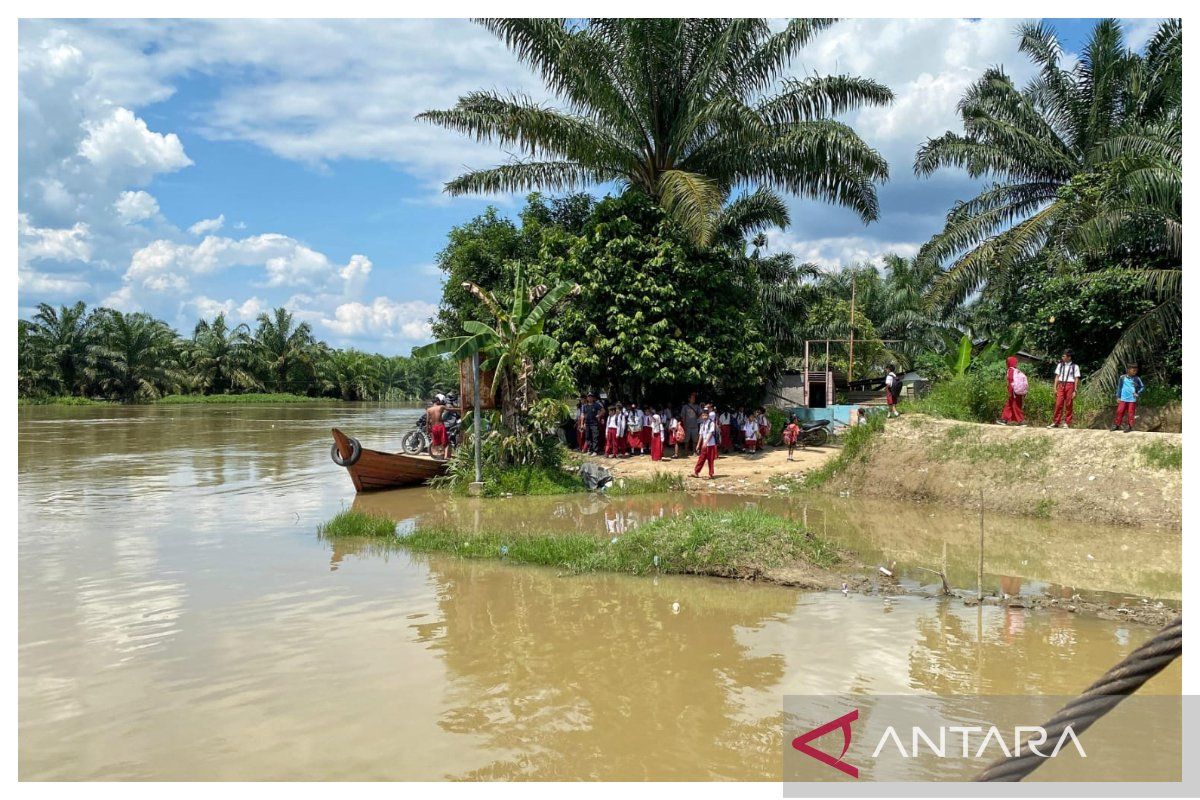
[87,310,181,402]
[25,301,97,395]
[251,308,319,393]
[431,193,593,339]
[191,314,258,394]
[419,18,891,244]
[537,193,773,404]
[414,264,579,434]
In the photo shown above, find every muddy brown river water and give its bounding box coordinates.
[18,404,1182,780]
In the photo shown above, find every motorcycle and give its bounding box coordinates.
[401,408,461,456]
[794,419,831,447]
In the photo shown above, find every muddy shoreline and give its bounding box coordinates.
[760,563,1180,629]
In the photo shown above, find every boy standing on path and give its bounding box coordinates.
[693,411,719,479]
[1049,350,1081,428]
[1111,363,1144,432]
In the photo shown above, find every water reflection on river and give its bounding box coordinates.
[18,404,1181,780]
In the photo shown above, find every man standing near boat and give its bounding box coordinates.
[426,393,455,460]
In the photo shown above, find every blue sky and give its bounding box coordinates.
[17,18,1163,354]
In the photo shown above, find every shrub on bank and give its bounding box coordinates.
[403,508,839,576]
[803,410,886,489]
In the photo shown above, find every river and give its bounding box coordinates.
[18,403,1182,780]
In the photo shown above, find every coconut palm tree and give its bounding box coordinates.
[191,313,258,394]
[251,308,318,393]
[88,310,181,402]
[418,18,892,245]
[413,265,579,433]
[26,301,97,395]
[915,18,1182,307]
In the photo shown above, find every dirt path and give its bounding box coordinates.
[581,443,838,495]
[833,415,1182,529]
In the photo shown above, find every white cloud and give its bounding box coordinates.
[122,232,369,295]
[188,214,224,236]
[18,213,92,266]
[767,228,920,270]
[321,297,436,342]
[184,295,265,324]
[113,190,159,223]
[78,106,192,181]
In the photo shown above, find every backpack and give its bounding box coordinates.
[1011,368,1029,396]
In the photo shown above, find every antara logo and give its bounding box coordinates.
[792,710,1088,780]
[792,709,860,778]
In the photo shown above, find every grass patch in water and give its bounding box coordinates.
[403,508,839,577]
[156,393,339,405]
[1138,440,1181,470]
[802,412,886,489]
[318,509,398,538]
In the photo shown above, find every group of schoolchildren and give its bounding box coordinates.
[999,348,1146,432]
[574,391,795,479]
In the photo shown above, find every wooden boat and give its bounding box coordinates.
[330,428,447,492]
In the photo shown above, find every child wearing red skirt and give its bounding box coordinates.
[650,412,663,461]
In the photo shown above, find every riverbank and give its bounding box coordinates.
[19,392,342,406]
[583,414,1181,529]
[826,415,1181,529]
[326,505,1180,628]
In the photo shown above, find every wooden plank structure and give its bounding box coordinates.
[331,428,447,492]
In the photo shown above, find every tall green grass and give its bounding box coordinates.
[907,370,1101,424]
[317,509,399,538]
[403,508,839,576]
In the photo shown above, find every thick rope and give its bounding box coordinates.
[974,614,1181,782]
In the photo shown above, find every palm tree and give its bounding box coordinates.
[413,265,579,433]
[1073,114,1181,388]
[418,18,892,244]
[192,314,258,394]
[251,308,318,394]
[318,349,380,401]
[26,301,96,395]
[88,310,181,402]
[915,18,1181,307]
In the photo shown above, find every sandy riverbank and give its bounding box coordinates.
[580,442,838,494]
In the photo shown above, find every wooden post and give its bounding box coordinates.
[977,485,985,601]
[848,277,856,384]
[469,350,484,496]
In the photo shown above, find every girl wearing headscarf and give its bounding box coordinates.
[1000,355,1027,425]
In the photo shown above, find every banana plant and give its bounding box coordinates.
[413,263,579,435]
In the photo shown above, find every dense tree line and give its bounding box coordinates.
[18,302,457,403]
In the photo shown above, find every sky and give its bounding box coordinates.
[17,17,1165,355]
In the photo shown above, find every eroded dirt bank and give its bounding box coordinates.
[828,415,1182,530]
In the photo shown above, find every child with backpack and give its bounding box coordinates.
[998,356,1028,425]
[1111,363,1144,432]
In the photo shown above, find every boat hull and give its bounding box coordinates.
[331,428,447,492]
